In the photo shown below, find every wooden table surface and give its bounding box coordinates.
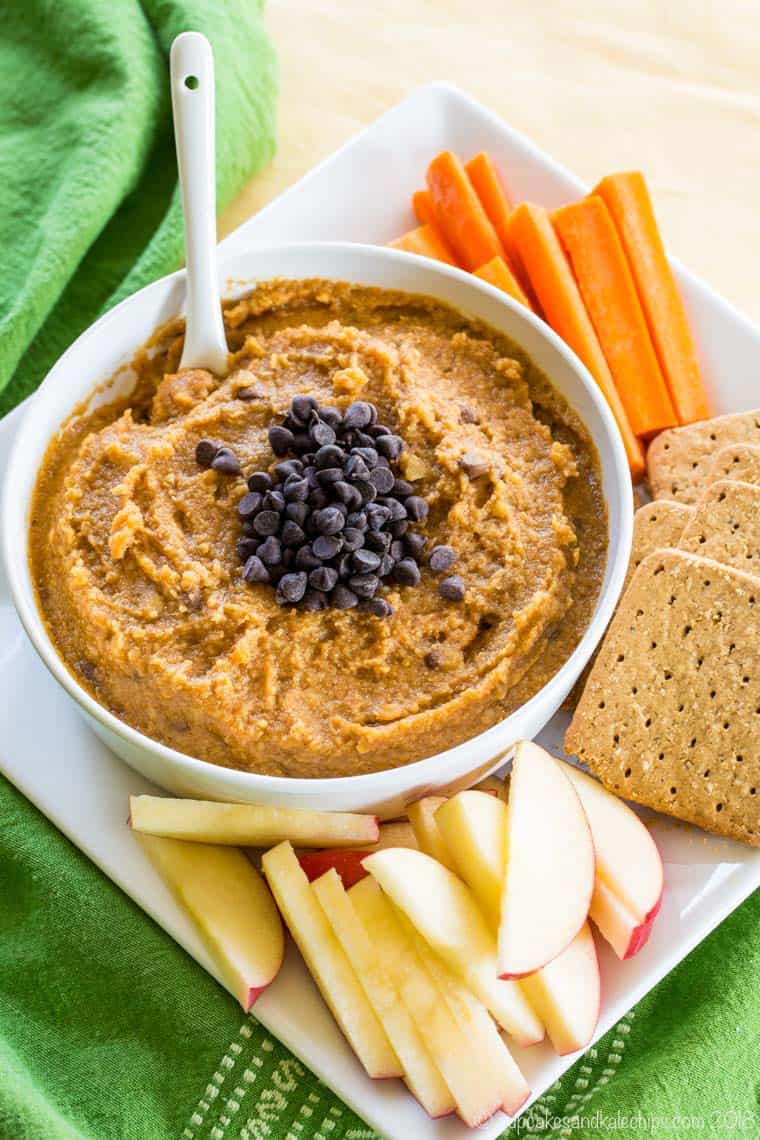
[220,0,760,325]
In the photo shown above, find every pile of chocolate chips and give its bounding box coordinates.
[196,397,465,615]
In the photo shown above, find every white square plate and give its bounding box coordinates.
[1,83,758,1140]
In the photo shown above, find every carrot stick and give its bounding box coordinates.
[593,172,710,425]
[388,224,458,266]
[412,189,437,227]
[474,256,534,311]
[465,153,512,243]
[553,197,678,438]
[506,202,645,481]
[425,151,506,271]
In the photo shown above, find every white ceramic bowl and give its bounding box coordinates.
[2,243,632,816]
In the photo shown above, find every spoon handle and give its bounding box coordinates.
[170,32,229,375]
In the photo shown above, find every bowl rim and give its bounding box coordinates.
[2,240,633,795]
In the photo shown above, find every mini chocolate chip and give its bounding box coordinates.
[309,566,338,592]
[404,495,428,522]
[365,530,392,553]
[291,395,318,424]
[333,481,362,509]
[286,501,309,526]
[392,478,414,498]
[313,534,343,560]
[371,422,392,438]
[310,420,336,447]
[243,555,269,584]
[459,453,489,480]
[352,446,378,469]
[404,532,428,559]
[459,405,478,424]
[275,459,303,479]
[316,467,344,487]
[344,401,374,430]
[236,537,260,562]
[295,545,322,571]
[211,447,241,476]
[281,520,306,547]
[354,431,375,449]
[308,488,328,511]
[315,444,345,469]
[429,545,456,573]
[263,490,286,512]
[344,453,370,482]
[303,465,319,488]
[346,511,368,531]
[331,584,359,609]
[350,573,379,598]
[353,549,381,573]
[258,535,282,564]
[237,491,261,519]
[195,439,218,468]
[319,406,343,428]
[253,510,281,537]
[268,564,286,585]
[394,558,421,586]
[282,548,296,569]
[376,434,404,460]
[284,476,309,502]
[241,520,257,537]
[424,648,442,668]
[336,551,353,578]
[389,519,408,537]
[362,597,393,618]
[366,504,391,531]
[291,432,312,454]
[313,506,345,535]
[268,426,294,456]
[342,527,365,552]
[379,553,395,576]
[439,574,465,601]
[236,385,262,401]
[355,479,377,504]
[389,539,405,561]
[276,572,308,605]
[383,498,407,522]
[300,589,327,612]
[333,501,349,517]
[248,471,272,492]
[370,466,395,494]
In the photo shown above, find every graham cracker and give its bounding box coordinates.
[565,549,760,846]
[647,408,760,504]
[626,500,693,591]
[705,442,760,489]
[678,480,760,575]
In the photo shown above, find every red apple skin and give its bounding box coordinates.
[622,891,663,959]
[298,849,369,889]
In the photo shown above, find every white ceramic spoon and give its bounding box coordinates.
[170,32,229,375]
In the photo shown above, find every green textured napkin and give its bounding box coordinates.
[0,3,758,1137]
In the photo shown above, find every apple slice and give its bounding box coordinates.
[261,842,401,1079]
[519,922,600,1055]
[349,877,517,1128]
[363,848,543,1046]
[406,797,457,870]
[590,878,662,960]
[359,819,419,852]
[299,849,369,889]
[136,832,283,1011]
[313,870,455,1118]
[400,914,529,1117]
[435,791,507,928]
[130,796,379,847]
[498,741,595,978]
[562,765,664,959]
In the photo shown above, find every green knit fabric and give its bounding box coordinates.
[1,4,758,1137]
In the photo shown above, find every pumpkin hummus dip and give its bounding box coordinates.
[30,281,606,777]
